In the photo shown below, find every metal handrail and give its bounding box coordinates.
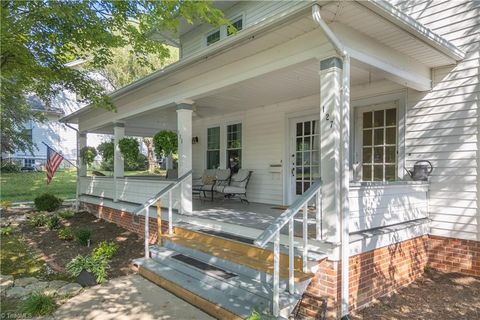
[132,170,192,216]
[254,179,322,248]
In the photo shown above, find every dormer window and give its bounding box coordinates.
[206,29,221,46]
[227,17,243,36]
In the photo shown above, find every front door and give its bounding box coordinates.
[288,116,320,203]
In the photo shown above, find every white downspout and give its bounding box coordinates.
[312,4,351,319]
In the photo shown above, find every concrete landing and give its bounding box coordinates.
[54,274,213,320]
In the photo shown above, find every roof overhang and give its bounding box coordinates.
[61,0,465,125]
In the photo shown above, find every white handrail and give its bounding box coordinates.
[253,179,322,316]
[132,170,192,258]
[254,180,322,248]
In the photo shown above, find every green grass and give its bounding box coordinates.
[0,170,77,202]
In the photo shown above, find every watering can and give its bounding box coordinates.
[404,160,433,181]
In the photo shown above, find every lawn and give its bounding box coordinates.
[0,171,77,202]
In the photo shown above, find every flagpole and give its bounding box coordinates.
[42,141,78,169]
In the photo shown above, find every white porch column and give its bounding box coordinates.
[176,102,193,214]
[78,132,87,177]
[113,123,125,202]
[319,57,343,243]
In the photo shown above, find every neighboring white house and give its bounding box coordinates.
[62,1,479,319]
[5,61,109,169]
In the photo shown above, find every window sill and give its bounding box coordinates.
[349,180,429,188]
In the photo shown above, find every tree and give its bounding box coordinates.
[1,0,228,154]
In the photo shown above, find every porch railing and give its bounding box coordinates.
[254,179,322,317]
[132,170,193,259]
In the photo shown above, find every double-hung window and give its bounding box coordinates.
[206,127,220,169]
[226,123,242,172]
[361,107,398,181]
[206,16,243,46]
[227,17,243,36]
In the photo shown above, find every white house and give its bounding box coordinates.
[61,1,479,319]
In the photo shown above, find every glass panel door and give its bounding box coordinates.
[290,117,320,201]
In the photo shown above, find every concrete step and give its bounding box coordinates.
[135,252,301,319]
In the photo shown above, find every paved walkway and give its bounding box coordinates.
[54,274,214,320]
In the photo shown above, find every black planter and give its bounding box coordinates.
[77,269,97,287]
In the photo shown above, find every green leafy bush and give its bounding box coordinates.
[66,255,110,284]
[74,228,92,246]
[19,293,57,316]
[80,146,97,166]
[118,137,140,164]
[58,228,74,241]
[58,210,76,219]
[0,200,12,210]
[29,214,48,227]
[98,141,114,171]
[0,226,14,236]
[0,160,20,173]
[34,193,63,212]
[92,241,119,261]
[46,215,61,230]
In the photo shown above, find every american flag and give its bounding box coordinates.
[46,145,64,184]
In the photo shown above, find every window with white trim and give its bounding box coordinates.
[361,107,397,181]
[227,17,243,36]
[205,16,243,46]
[206,29,220,46]
[226,123,242,173]
[206,126,220,169]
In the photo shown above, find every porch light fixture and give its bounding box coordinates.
[192,136,199,144]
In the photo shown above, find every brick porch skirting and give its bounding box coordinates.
[83,203,480,319]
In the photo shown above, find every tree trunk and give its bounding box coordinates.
[143,138,156,173]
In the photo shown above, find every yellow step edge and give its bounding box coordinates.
[163,235,313,283]
[173,227,304,269]
[139,266,242,320]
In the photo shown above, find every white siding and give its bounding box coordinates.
[180,1,307,58]
[393,0,480,241]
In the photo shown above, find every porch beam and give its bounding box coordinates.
[330,23,432,91]
[176,102,193,214]
[113,122,125,202]
[319,57,342,244]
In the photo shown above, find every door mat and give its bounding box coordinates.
[199,229,255,245]
[172,254,237,279]
[271,206,316,212]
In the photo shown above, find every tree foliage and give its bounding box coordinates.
[153,130,178,158]
[1,0,228,153]
[118,137,139,164]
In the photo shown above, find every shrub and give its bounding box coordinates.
[66,255,110,284]
[0,226,14,236]
[58,210,76,220]
[19,293,57,316]
[80,146,97,167]
[74,228,92,246]
[0,200,12,210]
[34,193,63,212]
[58,228,74,241]
[29,214,48,227]
[0,161,20,173]
[46,215,61,230]
[92,241,119,261]
[125,153,148,171]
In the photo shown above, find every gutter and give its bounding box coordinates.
[358,0,465,61]
[312,4,351,319]
[60,1,315,124]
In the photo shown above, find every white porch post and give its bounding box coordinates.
[176,102,193,214]
[113,123,125,202]
[319,57,343,244]
[78,132,87,177]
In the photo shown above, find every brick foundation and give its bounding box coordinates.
[83,202,480,319]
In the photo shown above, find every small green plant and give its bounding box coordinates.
[118,137,140,163]
[19,293,57,316]
[66,255,110,284]
[58,228,74,241]
[74,228,92,246]
[29,214,48,227]
[34,193,63,212]
[80,146,97,166]
[92,241,119,261]
[58,210,76,219]
[0,200,12,210]
[46,215,61,230]
[0,226,14,236]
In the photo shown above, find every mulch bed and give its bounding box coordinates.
[351,269,480,320]
[17,210,143,278]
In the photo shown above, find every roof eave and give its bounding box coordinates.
[358,0,465,62]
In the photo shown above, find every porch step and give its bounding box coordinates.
[135,247,302,319]
[165,226,314,282]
